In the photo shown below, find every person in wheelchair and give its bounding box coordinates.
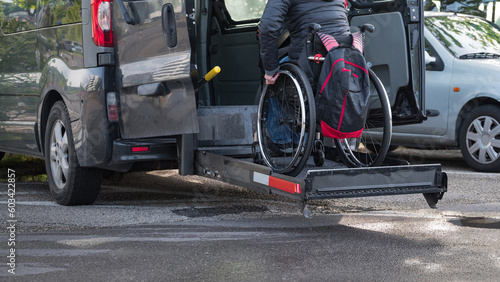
[259,0,352,85]
[256,0,390,175]
[257,0,353,166]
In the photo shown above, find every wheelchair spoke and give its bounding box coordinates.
[257,64,316,176]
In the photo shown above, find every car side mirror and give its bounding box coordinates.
[425,51,437,65]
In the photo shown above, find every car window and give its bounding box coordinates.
[0,0,36,34]
[425,39,444,71]
[225,0,267,22]
[425,15,500,58]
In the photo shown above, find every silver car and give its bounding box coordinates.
[390,12,500,172]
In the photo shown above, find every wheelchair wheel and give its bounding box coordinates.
[335,68,392,167]
[257,63,316,176]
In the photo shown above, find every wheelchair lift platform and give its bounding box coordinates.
[193,105,447,215]
[194,148,447,214]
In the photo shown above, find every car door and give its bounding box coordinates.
[393,31,452,136]
[113,0,198,139]
[350,0,426,126]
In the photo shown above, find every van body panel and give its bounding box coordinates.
[75,66,117,167]
[81,1,114,68]
[38,24,85,71]
[113,0,199,139]
[0,28,40,154]
[37,62,114,167]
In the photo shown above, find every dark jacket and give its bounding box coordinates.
[259,0,350,76]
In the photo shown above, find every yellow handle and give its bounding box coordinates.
[204,66,221,81]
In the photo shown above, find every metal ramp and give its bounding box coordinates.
[194,150,447,214]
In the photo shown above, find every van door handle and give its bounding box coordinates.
[162,3,177,48]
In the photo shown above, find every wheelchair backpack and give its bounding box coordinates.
[312,32,370,139]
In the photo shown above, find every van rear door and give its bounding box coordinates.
[113,0,198,139]
[350,0,426,126]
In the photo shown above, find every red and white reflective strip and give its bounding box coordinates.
[253,172,301,194]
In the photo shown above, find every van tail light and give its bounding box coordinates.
[106,92,119,122]
[91,0,113,47]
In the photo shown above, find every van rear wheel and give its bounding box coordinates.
[44,101,102,205]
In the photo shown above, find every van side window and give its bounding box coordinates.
[0,0,36,34]
[38,0,82,28]
[225,0,266,22]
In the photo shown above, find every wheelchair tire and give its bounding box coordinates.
[335,68,392,167]
[257,63,316,176]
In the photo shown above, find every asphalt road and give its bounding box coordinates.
[1,147,499,281]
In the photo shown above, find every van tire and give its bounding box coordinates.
[44,101,102,205]
[459,104,500,172]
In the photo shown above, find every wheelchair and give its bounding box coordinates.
[255,24,392,176]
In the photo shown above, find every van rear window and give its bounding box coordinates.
[38,0,82,28]
[0,1,36,34]
[0,0,82,33]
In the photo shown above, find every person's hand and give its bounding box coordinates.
[265,73,279,85]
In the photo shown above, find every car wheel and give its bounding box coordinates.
[0,152,4,162]
[459,104,500,172]
[44,101,102,205]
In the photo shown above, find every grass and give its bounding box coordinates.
[0,153,47,182]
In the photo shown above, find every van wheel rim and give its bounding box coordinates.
[466,115,500,164]
[49,120,69,189]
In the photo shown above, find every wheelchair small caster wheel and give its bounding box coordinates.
[254,153,264,165]
[252,143,264,165]
[314,149,325,167]
[313,139,325,167]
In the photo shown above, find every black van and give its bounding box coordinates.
[0,0,428,205]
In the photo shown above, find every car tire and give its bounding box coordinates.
[0,152,4,162]
[44,101,102,205]
[459,104,500,172]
